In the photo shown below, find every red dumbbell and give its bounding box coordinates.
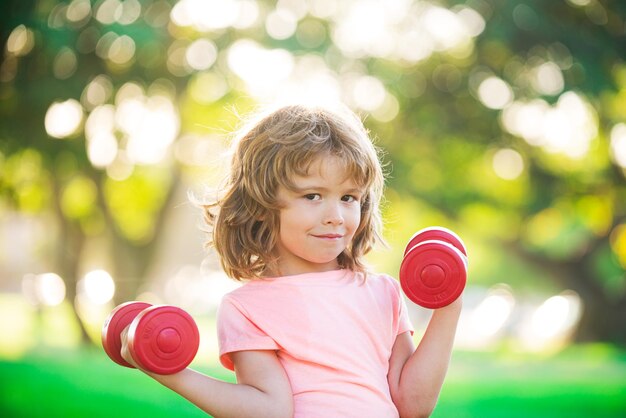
[400,226,468,309]
[102,301,200,375]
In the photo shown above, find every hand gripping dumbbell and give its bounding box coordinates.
[399,226,468,309]
[102,301,200,375]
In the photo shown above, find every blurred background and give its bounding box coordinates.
[1,0,625,417]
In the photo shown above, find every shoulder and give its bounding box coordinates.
[357,272,403,307]
[365,271,402,293]
[216,281,274,328]
[221,278,273,301]
[365,272,413,331]
[217,281,260,315]
[218,278,291,317]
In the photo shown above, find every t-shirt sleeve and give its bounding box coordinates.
[388,275,414,336]
[397,291,414,336]
[216,295,280,371]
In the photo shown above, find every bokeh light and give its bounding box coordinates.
[22,273,66,307]
[610,123,626,168]
[66,0,92,24]
[228,40,294,92]
[478,76,513,110]
[532,61,564,96]
[170,0,259,31]
[520,291,583,352]
[188,72,229,104]
[266,8,298,40]
[53,47,78,79]
[6,24,35,56]
[469,286,515,339]
[501,92,597,158]
[87,132,118,168]
[78,270,115,305]
[185,39,218,71]
[492,148,524,180]
[44,99,84,138]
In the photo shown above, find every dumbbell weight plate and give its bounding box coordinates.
[400,240,467,309]
[404,226,468,258]
[127,305,200,375]
[102,301,152,368]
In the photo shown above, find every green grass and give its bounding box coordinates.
[0,347,229,418]
[436,346,626,417]
[1,345,625,417]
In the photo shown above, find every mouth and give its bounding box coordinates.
[312,233,343,240]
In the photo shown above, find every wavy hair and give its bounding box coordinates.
[203,104,386,280]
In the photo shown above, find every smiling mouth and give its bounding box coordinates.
[313,234,343,239]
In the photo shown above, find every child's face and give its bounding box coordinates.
[275,156,363,276]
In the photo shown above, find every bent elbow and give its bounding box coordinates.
[269,402,293,418]
[274,399,294,418]
[273,411,293,418]
[396,394,437,418]
[398,407,434,418]
[260,406,292,418]
[280,407,294,418]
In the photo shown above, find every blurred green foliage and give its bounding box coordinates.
[0,0,625,343]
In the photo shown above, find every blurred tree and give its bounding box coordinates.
[0,0,189,340]
[1,0,625,345]
[370,0,626,343]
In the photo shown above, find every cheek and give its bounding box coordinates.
[346,206,362,231]
[280,205,298,224]
[278,207,306,239]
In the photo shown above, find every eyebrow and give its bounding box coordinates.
[291,185,363,194]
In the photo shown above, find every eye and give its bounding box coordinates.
[342,194,359,203]
[304,193,321,201]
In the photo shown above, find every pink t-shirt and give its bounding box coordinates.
[217,269,413,417]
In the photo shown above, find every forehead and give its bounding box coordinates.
[292,156,358,188]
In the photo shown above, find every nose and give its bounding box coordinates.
[323,201,344,225]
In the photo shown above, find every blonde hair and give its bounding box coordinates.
[203,104,386,280]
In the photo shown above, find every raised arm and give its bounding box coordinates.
[387,298,462,418]
[121,330,293,418]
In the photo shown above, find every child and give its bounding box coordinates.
[121,103,462,418]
